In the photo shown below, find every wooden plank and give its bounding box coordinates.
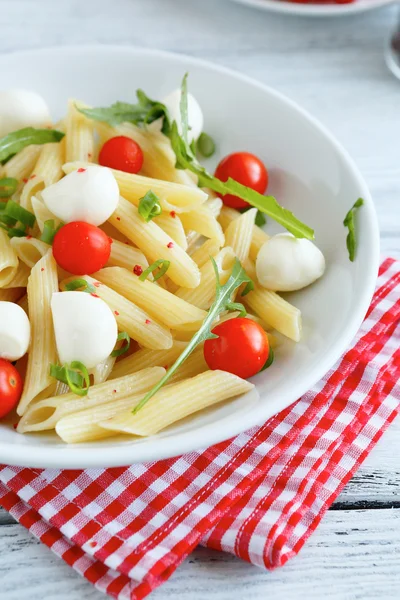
[0,509,399,599]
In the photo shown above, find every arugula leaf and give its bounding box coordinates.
[261,347,274,370]
[0,128,64,163]
[343,198,364,262]
[77,91,170,132]
[138,190,162,222]
[132,257,253,414]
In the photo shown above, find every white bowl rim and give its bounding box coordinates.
[228,0,396,17]
[0,45,380,468]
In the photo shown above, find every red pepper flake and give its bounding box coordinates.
[167,242,174,249]
[90,293,100,298]
[114,310,119,316]
[77,167,86,173]
[145,319,151,325]
[163,365,168,370]
[133,264,143,276]
[41,267,45,272]
[26,235,32,240]
[88,541,97,548]
[116,217,121,221]
[170,211,176,218]
[93,281,101,287]
[13,422,19,430]
[113,389,117,394]
[87,153,92,159]
[29,174,36,180]
[22,178,28,183]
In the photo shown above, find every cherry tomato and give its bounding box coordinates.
[204,318,270,379]
[53,222,111,275]
[214,152,269,209]
[99,136,144,174]
[0,359,22,418]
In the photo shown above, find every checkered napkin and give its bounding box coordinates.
[0,257,399,600]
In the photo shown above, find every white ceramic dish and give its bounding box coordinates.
[0,45,379,468]
[229,0,395,17]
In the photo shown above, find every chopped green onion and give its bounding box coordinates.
[65,278,96,294]
[7,226,27,238]
[40,219,63,245]
[138,259,170,282]
[225,302,247,317]
[49,364,84,389]
[65,361,90,396]
[5,200,35,228]
[0,177,18,198]
[138,190,162,222]
[261,347,274,371]
[0,210,17,227]
[343,198,364,262]
[111,332,131,357]
[197,132,216,158]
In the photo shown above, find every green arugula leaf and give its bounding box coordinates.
[138,190,162,222]
[343,198,364,262]
[132,257,253,414]
[261,347,274,370]
[0,128,64,163]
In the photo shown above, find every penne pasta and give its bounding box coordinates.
[3,261,30,288]
[180,204,225,246]
[244,285,302,342]
[19,175,45,212]
[63,160,207,212]
[108,196,200,288]
[218,206,269,261]
[109,340,187,381]
[94,267,206,330]
[31,195,61,233]
[153,212,188,250]
[10,236,51,268]
[99,370,254,437]
[175,247,236,310]
[65,100,95,163]
[91,355,116,386]
[18,367,165,433]
[0,229,19,287]
[60,274,173,350]
[224,208,257,263]
[107,239,150,272]
[17,250,59,416]
[186,195,223,251]
[33,138,65,186]
[189,238,222,268]
[3,145,41,181]
[168,346,208,383]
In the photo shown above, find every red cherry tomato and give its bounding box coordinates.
[214,152,269,209]
[0,359,22,418]
[99,136,144,174]
[204,318,270,379]
[53,222,111,275]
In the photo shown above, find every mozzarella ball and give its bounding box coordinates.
[0,302,30,361]
[42,166,119,226]
[256,233,326,292]
[51,292,118,369]
[0,89,51,137]
[163,88,203,143]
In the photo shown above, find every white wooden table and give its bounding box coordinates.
[0,0,399,598]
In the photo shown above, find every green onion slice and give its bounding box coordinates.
[0,177,18,198]
[138,259,170,282]
[5,200,35,228]
[65,279,96,294]
[111,332,131,357]
[138,190,162,222]
[197,132,215,158]
[40,219,63,245]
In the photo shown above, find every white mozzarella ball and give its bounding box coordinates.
[51,292,118,369]
[0,89,51,137]
[42,165,119,226]
[0,302,31,361]
[256,233,326,292]
[163,88,203,143]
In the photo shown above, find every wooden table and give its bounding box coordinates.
[0,0,399,597]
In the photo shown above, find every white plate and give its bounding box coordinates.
[229,0,395,16]
[0,45,379,468]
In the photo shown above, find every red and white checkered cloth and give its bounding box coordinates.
[0,257,399,599]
